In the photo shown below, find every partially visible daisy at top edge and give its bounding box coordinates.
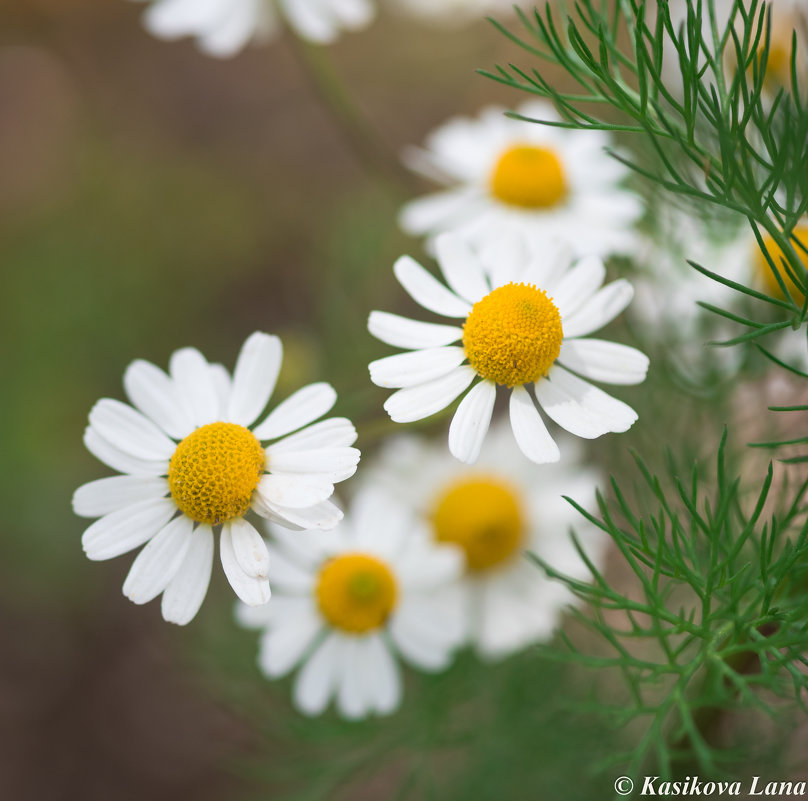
[364,424,607,659]
[134,0,376,57]
[236,486,465,719]
[386,0,516,28]
[73,332,360,625]
[398,100,644,257]
[368,231,649,465]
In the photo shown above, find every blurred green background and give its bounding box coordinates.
[2,2,805,799]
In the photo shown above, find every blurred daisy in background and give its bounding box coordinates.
[366,425,606,659]
[73,332,360,625]
[368,232,648,465]
[237,487,465,719]
[136,0,376,57]
[399,101,643,257]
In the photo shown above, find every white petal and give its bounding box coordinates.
[196,0,257,56]
[161,525,214,625]
[383,366,476,423]
[257,608,323,678]
[447,379,496,464]
[269,418,357,453]
[534,365,638,439]
[508,385,560,464]
[279,0,336,42]
[561,279,634,338]
[73,476,169,518]
[252,383,336,441]
[220,524,271,606]
[227,332,282,427]
[336,638,368,719]
[256,499,344,531]
[559,339,649,385]
[393,255,471,318]
[369,347,466,388]
[256,473,335,509]
[434,233,490,304]
[364,634,401,715]
[265,447,360,481]
[89,399,176,461]
[124,359,192,440]
[293,634,342,716]
[549,255,606,320]
[122,515,194,604]
[389,606,453,672]
[81,498,177,561]
[264,543,316,593]
[83,428,168,477]
[169,347,220,428]
[398,187,482,237]
[228,517,270,579]
[367,311,462,350]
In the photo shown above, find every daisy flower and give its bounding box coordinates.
[236,487,465,719]
[136,0,376,57]
[73,332,360,625]
[365,425,607,658]
[399,100,643,257]
[368,232,649,465]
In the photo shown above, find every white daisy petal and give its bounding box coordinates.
[399,187,483,238]
[389,606,452,672]
[81,498,177,561]
[269,418,357,453]
[535,365,638,438]
[227,517,270,579]
[122,514,194,604]
[256,473,335,510]
[293,633,342,716]
[368,311,462,350]
[83,428,169,477]
[73,475,169,518]
[252,383,337,441]
[508,385,560,463]
[124,359,192,440]
[208,363,232,418]
[559,339,649,385]
[383,366,476,423]
[265,448,360,480]
[265,543,317,593]
[393,255,472,319]
[365,634,401,714]
[448,379,496,464]
[220,524,271,606]
[336,638,368,719]
[257,605,323,678]
[561,279,634,338]
[169,347,220,428]
[550,255,606,320]
[161,525,214,625]
[434,233,490,304]
[369,346,466,388]
[89,399,177,461]
[227,332,282,427]
[257,499,344,531]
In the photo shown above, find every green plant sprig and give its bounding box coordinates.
[483,0,808,347]
[528,430,808,780]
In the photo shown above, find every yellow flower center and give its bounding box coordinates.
[432,476,525,571]
[316,554,398,633]
[490,144,567,208]
[754,224,808,302]
[463,282,563,387]
[168,422,265,525]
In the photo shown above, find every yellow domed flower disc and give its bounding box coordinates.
[463,282,563,387]
[490,144,567,209]
[316,553,398,633]
[432,476,525,572]
[168,422,265,525]
[755,224,808,302]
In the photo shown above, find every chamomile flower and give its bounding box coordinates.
[73,332,360,625]
[366,425,606,658]
[399,101,643,257]
[137,0,376,57]
[236,487,465,719]
[368,232,648,465]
